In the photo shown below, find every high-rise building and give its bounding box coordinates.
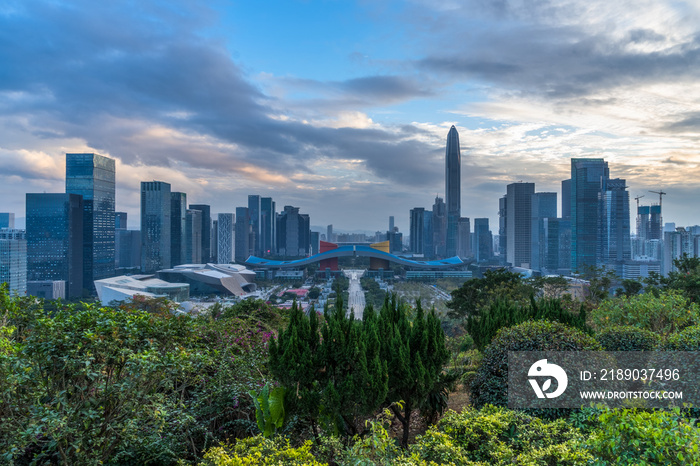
[235,207,250,263]
[217,213,235,264]
[445,125,461,257]
[0,228,27,296]
[505,182,535,268]
[26,193,83,298]
[276,206,310,257]
[170,192,187,266]
[211,219,218,263]
[473,218,493,262]
[247,195,261,256]
[186,209,203,264]
[115,212,127,229]
[140,181,171,273]
[66,153,116,289]
[261,197,276,256]
[571,158,609,272]
[561,179,572,220]
[543,218,571,274]
[310,231,320,255]
[599,178,631,270]
[531,192,557,271]
[389,216,395,232]
[0,213,15,229]
[432,196,447,258]
[410,208,425,254]
[457,217,471,259]
[498,196,507,263]
[115,229,141,270]
[189,204,211,262]
[327,224,334,243]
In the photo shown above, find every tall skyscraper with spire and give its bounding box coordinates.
[445,125,461,257]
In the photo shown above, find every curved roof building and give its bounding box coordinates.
[246,241,463,271]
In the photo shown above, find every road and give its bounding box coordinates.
[343,269,366,319]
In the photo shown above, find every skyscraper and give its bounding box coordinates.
[0,228,27,296]
[186,209,202,263]
[445,125,461,257]
[276,206,310,257]
[410,208,425,254]
[505,182,535,268]
[66,153,115,289]
[26,193,83,297]
[217,213,235,264]
[432,196,447,257]
[189,204,211,262]
[571,158,609,271]
[141,181,171,273]
[0,213,15,229]
[261,197,276,256]
[599,178,631,269]
[473,218,493,262]
[235,207,250,263]
[531,192,557,271]
[247,195,261,256]
[457,217,471,259]
[170,192,187,266]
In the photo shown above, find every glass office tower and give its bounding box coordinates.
[66,153,115,290]
[26,193,84,298]
[571,158,609,272]
[141,181,171,273]
[445,126,461,257]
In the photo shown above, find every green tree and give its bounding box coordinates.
[376,296,449,448]
[268,298,388,440]
[446,269,534,320]
[663,254,700,303]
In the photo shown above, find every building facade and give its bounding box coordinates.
[571,158,609,272]
[189,204,211,263]
[505,182,535,268]
[26,193,83,298]
[235,207,250,263]
[445,125,461,257]
[66,153,116,289]
[170,192,187,266]
[140,181,171,273]
[217,213,235,264]
[0,228,27,296]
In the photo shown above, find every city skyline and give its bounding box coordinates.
[2,1,700,232]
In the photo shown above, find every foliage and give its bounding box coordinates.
[269,298,388,438]
[200,436,325,466]
[662,254,700,303]
[0,286,279,464]
[361,277,387,309]
[470,320,600,414]
[249,383,286,438]
[591,289,700,335]
[446,268,535,320]
[466,296,589,351]
[528,275,570,298]
[596,325,661,351]
[615,278,644,298]
[579,265,619,306]
[375,296,450,447]
[661,324,700,350]
[308,287,321,300]
[416,406,592,465]
[585,406,700,465]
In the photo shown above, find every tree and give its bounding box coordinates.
[446,268,534,320]
[663,254,700,303]
[376,296,449,448]
[268,298,388,440]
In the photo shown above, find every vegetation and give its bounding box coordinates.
[596,325,661,351]
[470,320,600,412]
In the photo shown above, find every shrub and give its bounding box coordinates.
[662,324,700,350]
[591,290,700,335]
[596,325,661,351]
[585,407,700,465]
[470,321,600,413]
[199,436,325,466]
[416,406,590,465]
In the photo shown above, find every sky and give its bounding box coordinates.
[2,0,700,233]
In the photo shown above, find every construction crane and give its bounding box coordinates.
[649,190,666,207]
[634,195,645,210]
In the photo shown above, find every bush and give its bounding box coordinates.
[200,436,325,466]
[591,290,700,335]
[470,321,600,413]
[596,325,661,351]
[415,406,591,465]
[662,324,700,350]
[585,407,700,465]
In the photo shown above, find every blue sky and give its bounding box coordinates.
[1,0,700,233]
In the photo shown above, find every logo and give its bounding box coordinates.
[528,359,568,399]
